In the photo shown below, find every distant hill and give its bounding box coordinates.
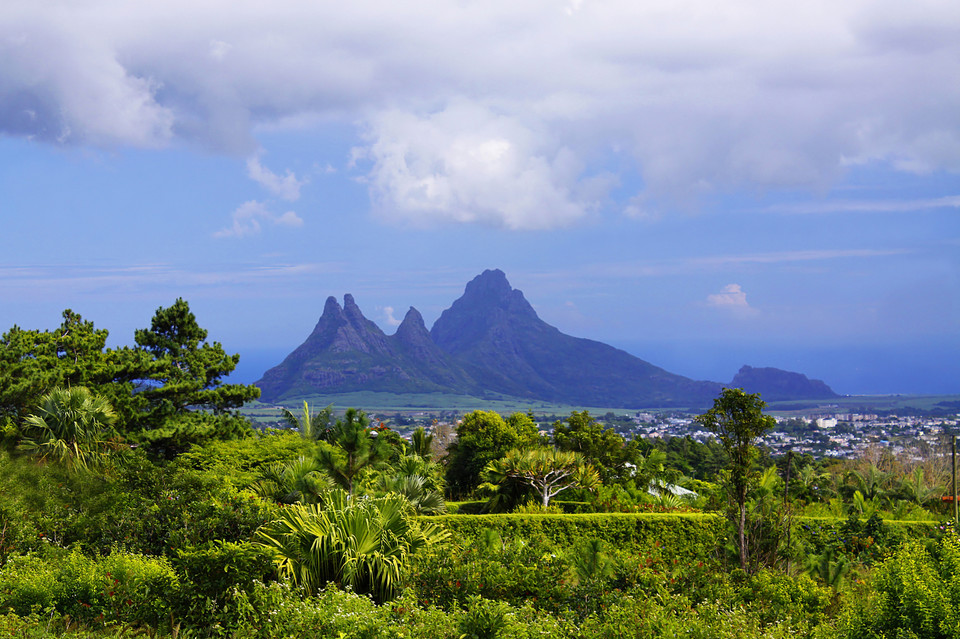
[257,269,837,408]
[730,365,839,402]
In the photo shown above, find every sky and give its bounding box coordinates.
[1,0,958,396]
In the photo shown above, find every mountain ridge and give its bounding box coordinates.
[256,269,838,407]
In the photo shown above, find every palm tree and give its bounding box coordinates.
[900,467,941,507]
[19,386,117,471]
[378,474,446,514]
[409,426,434,460]
[256,489,448,602]
[845,464,889,502]
[805,547,851,591]
[316,408,390,495]
[569,538,615,584]
[793,465,832,503]
[281,401,333,441]
[251,456,335,505]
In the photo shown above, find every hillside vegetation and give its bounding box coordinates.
[0,301,957,638]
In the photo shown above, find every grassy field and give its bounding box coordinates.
[244,391,656,422]
[243,391,960,423]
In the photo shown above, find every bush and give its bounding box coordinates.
[409,532,569,613]
[739,569,832,626]
[832,534,960,639]
[0,549,178,628]
[170,541,276,632]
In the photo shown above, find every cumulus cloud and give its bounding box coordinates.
[381,306,401,327]
[2,0,959,224]
[707,284,751,309]
[246,155,306,201]
[356,101,596,229]
[214,200,303,239]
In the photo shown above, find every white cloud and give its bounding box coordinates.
[214,200,303,239]
[381,306,401,327]
[208,39,231,61]
[356,100,596,229]
[707,283,751,309]
[246,155,306,201]
[2,0,959,224]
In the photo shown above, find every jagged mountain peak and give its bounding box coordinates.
[394,307,429,343]
[464,268,510,297]
[430,269,539,352]
[322,295,341,315]
[459,269,533,312]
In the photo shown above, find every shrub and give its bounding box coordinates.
[409,532,570,613]
[170,541,276,631]
[832,534,960,639]
[458,595,511,639]
[0,549,178,629]
[739,569,832,626]
[256,490,448,603]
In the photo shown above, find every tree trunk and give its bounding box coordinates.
[738,497,748,572]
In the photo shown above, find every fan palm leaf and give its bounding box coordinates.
[19,386,117,471]
[256,489,448,602]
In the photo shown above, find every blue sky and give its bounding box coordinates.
[1,1,958,396]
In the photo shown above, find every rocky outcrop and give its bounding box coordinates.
[730,365,838,401]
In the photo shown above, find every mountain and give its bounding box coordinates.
[257,269,833,407]
[430,269,721,407]
[256,295,476,401]
[730,365,839,402]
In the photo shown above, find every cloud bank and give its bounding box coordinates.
[2,0,959,227]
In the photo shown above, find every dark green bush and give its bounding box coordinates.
[170,541,276,632]
[794,515,939,567]
[409,533,570,612]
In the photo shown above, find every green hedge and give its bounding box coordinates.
[422,512,727,559]
[423,512,944,564]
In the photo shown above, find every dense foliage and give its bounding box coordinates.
[1,311,958,637]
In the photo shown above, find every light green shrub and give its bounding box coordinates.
[0,549,178,628]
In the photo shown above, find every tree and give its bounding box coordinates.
[378,473,446,515]
[445,410,540,498]
[251,456,335,505]
[19,386,118,471]
[316,408,390,495]
[844,463,889,503]
[409,426,434,460]
[0,311,149,428]
[553,410,640,483]
[899,466,941,507]
[482,447,600,507]
[134,299,260,424]
[695,387,775,572]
